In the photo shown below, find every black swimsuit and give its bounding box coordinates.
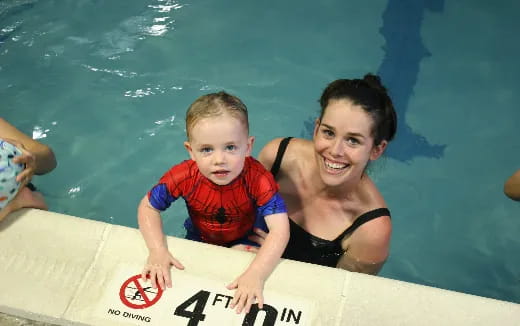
[27,182,37,191]
[271,137,391,268]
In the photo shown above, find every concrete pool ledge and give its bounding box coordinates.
[0,209,518,325]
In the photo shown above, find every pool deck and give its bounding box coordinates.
[0,208,518,325]
[0,313,52,326]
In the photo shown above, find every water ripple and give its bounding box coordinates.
[139,115,176,139]
[83,64,137,78]
[148,0,184,13]
[93,0,183,58]
[32,122,56,140]
[124,84,183,98]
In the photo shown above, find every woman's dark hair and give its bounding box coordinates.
[319,74,397,145]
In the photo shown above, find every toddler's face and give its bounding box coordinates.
[184,113,253,185]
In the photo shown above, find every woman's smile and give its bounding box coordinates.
[323,157,350,174]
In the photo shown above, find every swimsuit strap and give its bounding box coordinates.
[270,137,293,177]
[27,182,37,191]
[334,208,391,242]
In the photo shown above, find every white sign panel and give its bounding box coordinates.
[96,269,315,325]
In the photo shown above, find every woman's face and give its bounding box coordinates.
[313,99,385,187]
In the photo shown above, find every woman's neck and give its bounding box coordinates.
[310,168,363,201]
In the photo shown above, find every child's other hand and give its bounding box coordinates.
[141,248,185,290]
[247,228,268,247]
[226,270,264,314]
[3,138,36,187]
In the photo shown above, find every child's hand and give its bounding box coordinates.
[142,248,184,290]
[3,138,36,187]
[247,228,268,247]
[226,270,264,314]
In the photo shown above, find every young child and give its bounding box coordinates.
[137,91,290,314]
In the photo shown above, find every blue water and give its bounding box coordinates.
[1,0,519,303]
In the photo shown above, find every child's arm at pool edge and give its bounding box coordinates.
[137,195,185,290]
[226,212,289,314]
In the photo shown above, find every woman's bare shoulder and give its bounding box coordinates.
[344,204,392,265]
[258,137,286,170]
[259,137,313,169]
[354,178,392,243]
[358,175,388,208]
[284,137,313,159]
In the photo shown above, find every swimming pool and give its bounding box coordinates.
[2,0,519,304]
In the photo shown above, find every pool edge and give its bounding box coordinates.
[0,208,518,325]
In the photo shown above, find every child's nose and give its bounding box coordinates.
[213,150,226,164]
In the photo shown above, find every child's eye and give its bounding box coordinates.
[225,144,237,151]
[200,147,213,153]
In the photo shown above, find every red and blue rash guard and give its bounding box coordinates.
[148,157,286,246]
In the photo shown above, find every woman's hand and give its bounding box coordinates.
[141,248,184,290]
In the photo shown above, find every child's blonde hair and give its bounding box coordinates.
[185,91,249,140]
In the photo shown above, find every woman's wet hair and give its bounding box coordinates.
[186,91,249,140]
[319,74,397,146]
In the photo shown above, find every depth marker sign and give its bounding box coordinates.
[120,275,163,309]
[99,269,315,325]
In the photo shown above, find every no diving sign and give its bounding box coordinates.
[98,269,315,325]
[119,275,163,309]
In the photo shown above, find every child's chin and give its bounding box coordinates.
[210,176,232,186]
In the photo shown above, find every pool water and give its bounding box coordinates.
[2,0,519,303]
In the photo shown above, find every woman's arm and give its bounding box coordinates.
[0,118,57,175]
[337,216,391,275]
[336,252,386,275]
[504,169,520,201]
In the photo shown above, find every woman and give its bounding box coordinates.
[254,74,397,274]
[0,118,57,222]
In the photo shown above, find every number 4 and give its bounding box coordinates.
[174,290,210,326]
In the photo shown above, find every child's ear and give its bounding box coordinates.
[246,136,255,156]
[370,140,387,160]
[184,141,196,160]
